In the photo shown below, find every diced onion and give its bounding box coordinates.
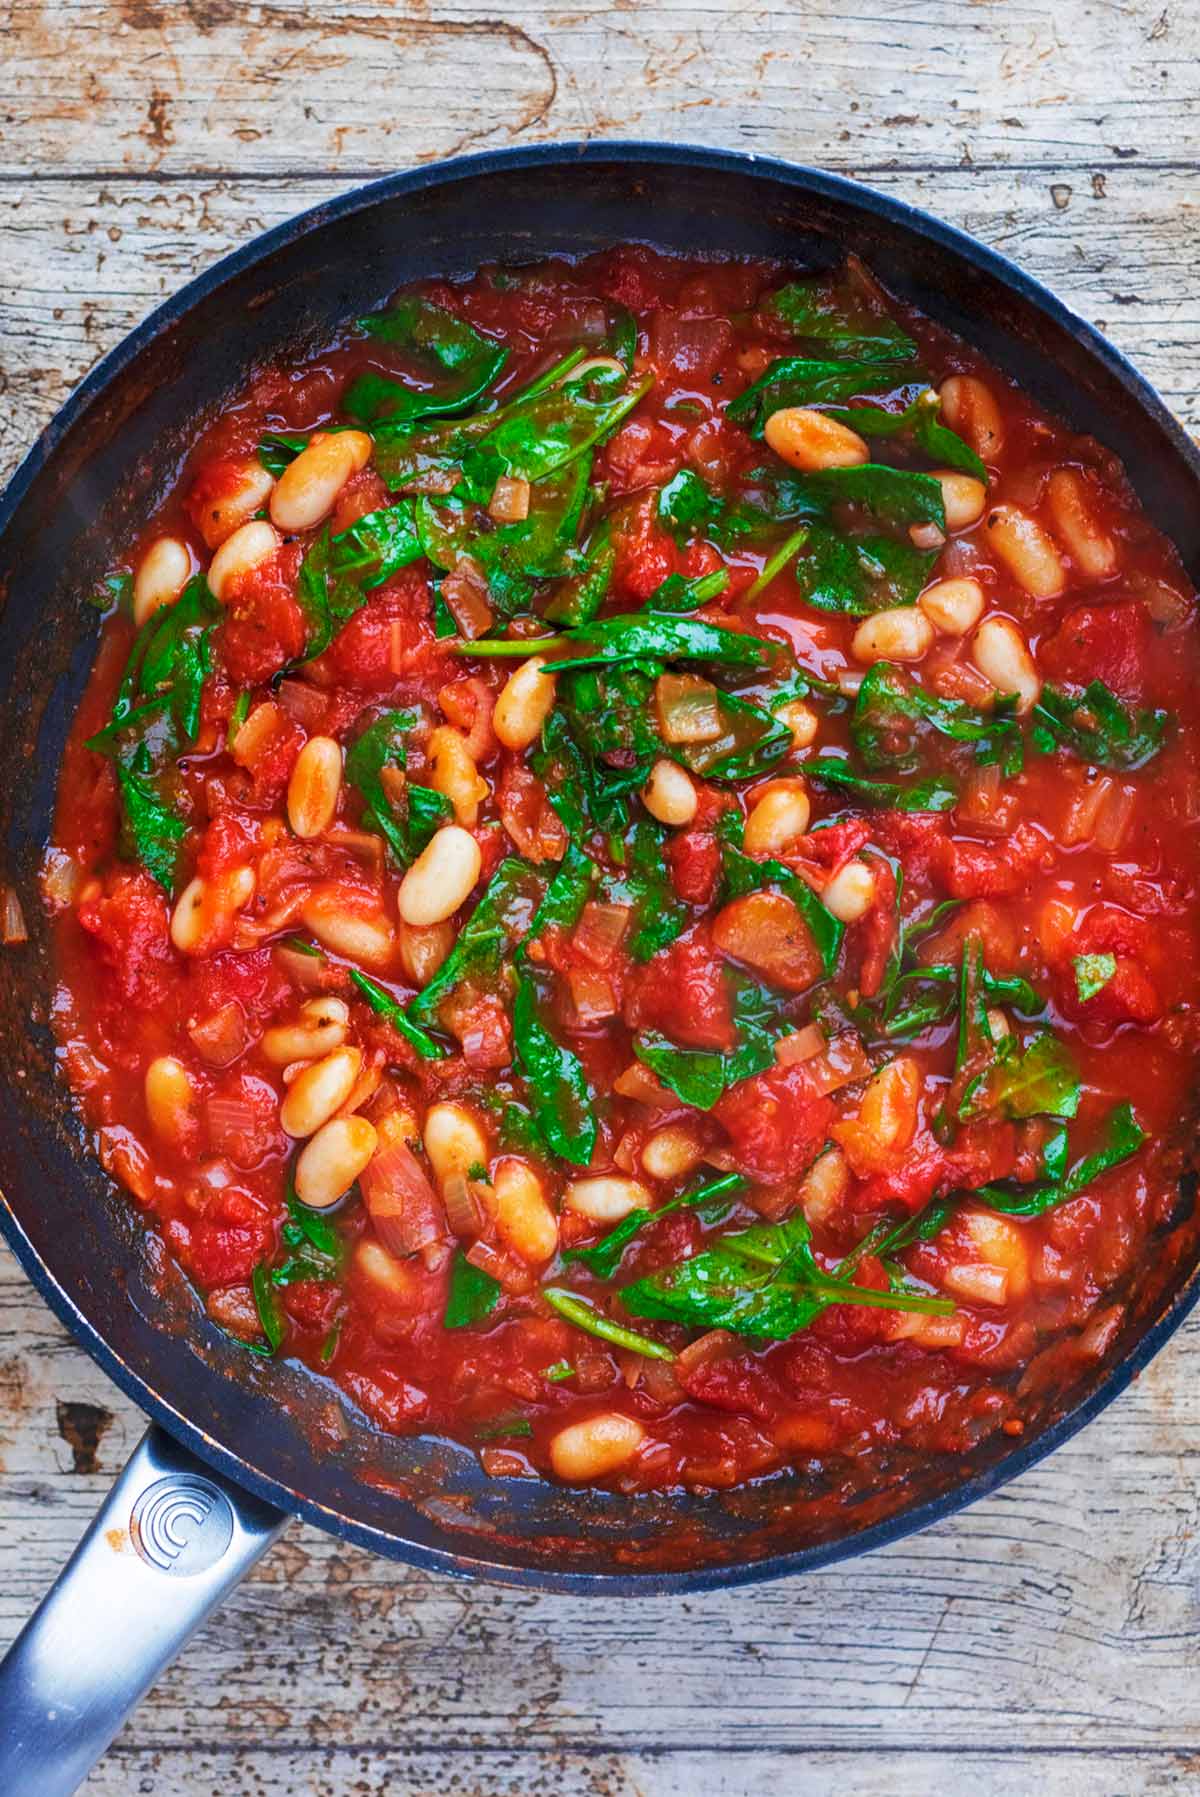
[275,679,327,730]
[231,700,282,768]
[488,477,531,524]
[1093,782,1135,854]
[1128,571,1193,630]
[466,1237,534,1296]
[655,672,723,745]
[187,1002,247,1067]
[773,1025,824,1067]
[613,1061,676,1109]
[572,902,631,968]
[275,943,336,993]
[943,1263,1010,1306]
[41,848,83,911]
[443,557,494,641]
[359,1139,448,1259]
[567,967,618,1021]
[958,762,1002,827]
[1,886,28,945]
[443,1172,486,1239]
[205,1094,259,1143]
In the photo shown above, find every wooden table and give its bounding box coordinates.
[3,4,1199,1791]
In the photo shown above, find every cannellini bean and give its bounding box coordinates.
[744,780,810,855]
[427,726,489,827]
[550,1412,645,1481]
[641,1126,704,1181]
[939,375,1004,459]
[208,520,279,602]
[851,606,934,665]
[170,866,256,955]
[300,893,395,968]
[269,430,373,533]
[194,459,276,548]
[493,656,558,752]
[261,997,350,1066]
[279,1045,362,1139]
[860,1057,919,1152]
[971,616,1042,714]
[287,735,343,840]
[947,1207,1031,1304]
[397,825,482,927]
[295,1115,378,1209]
[777,699,819,751]
[133,537,191,626]
[933,470,988,532]
[490,1157,558,1264]
[144,1055,196,1151]
[640,758,698,827]
[764,407,869,472]
[354,1238,419,1303]
[564,1176,651,1221]
[799,1145,850,1229]
[822,859,876,923]
[397,918,455,988]
[984,504,1065,598]
[423,1101,488,1187]
[919,576,985,637]
[1046,468,1118,578]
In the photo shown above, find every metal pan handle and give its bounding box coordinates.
[0,1423,288,1795]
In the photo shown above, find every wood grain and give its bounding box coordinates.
[2,0,1200,1791]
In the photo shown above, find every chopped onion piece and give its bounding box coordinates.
[41,848,83,911]
[275,679,327,730]
[567,967,618,1022]
[613,1061,676,1109]
[359,1139,448,1259]
[443,1172,486,1239]
[187,1002,247,1068]
[572,901,631,968]
[443,556,494,641]
[655,672,723,745]
[488,476,531,523]
[1094,781,1135,854]
[1,886,28,945]
[773,1024,824,1067]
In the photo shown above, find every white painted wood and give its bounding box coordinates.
[2,0,1199,1788]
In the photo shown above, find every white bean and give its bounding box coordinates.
[208,519,279,602]
[550,1413,645,1481]
[985,504,1066,598]
[269,431,372,533]
[640,758,698,827]
[564,1176,651,1222]
[851,607,934,664]
[397,918,454,988]
[279,1045,361,1139]
[764,407,869,472]
[822,859,876,922]
[261,997,350,1066]
[641,1127,704,1181]
[287,735,343,840]
[493,656,558,752]
[1046,468,1118,578]
[777,699,819,751]
[919,576,985,637]
[144,1055,196,1150]
[744,781,810,855]
[133,537,191,626]
[427,726,488,827]
[933,470,988,531]
[193,458,275,548]
[423,1101,488,1187]
[295,1115,378,1209]
[939,375,1004,459]
[300,894,395,968]
[170,866,256,955]
[397,825,482,927]
[971,616,1042,714]
[491,1157,558,1264]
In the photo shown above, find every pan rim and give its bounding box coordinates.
[2,137,1198,1594]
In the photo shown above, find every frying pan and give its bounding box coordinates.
[1,141,1198,1795]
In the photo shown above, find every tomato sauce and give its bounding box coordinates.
[45,246,1200,1495]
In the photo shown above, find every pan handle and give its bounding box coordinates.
[0,1422,288,1796]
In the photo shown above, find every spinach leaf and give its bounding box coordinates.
[676,691,791,783]
[542,1287,676,1360]
[86,570,133,614]
[543,527,615,626]
[632,980,793,1111]
[564,1173,744,1281]
[759,274,920,363]
[349,968,449,1061]
[532,610,770,674]
[621,1210,951,1341]
[1032,681,1168,771]
[332,502,422,589]
[800,464,945,531]
[258,431,310,476]
[344,710,453,866]
[612,819,688,962]
[658,468,727,540]
[791,523,938,616]
[459,371,654,490]
[527,841,595,941]
[417,456,590,593]
[251,1264,287,1353]
[282,1174,342,1261]
[512,966,597,1166]
[727,357,917,437]
[646,568,730,613]
[114,764,188,889]
[806,758,959,811]
[851,662,1023,776]
[1074,952,1116,1003]
[294,524,372,662]
[974,1101,1144,1217]
[410,858,547,1024]
[966,1029,1081,1122]
[345,296,509,424]
[444,1248,502,1328]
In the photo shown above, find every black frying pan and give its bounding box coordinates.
[1,142,1198,1795]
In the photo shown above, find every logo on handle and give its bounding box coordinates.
[130,1476,235,1576]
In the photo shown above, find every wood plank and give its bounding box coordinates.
[2,163,1198,491]
[2,0,1197,179]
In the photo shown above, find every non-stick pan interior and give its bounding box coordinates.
[1,145,1197,1590]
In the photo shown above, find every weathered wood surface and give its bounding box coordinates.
[3,1,1200,1791]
